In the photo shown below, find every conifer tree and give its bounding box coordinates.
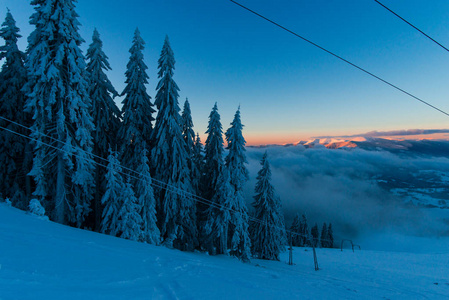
[100,150,124,236]
[250,152,285,260]
[86,28,120,229]
[311,223,320,247]
[290,213,302,246]
[24,0,95,226]
[118,28,154,172]
[151,36,197,251]
[320,222,328,248]
[300,214,309,247]
[135,146,160,244]
[202,166,233,255]
[202,103,224,201]
[200,103,224,249]
[328,223,334,248]
[225,107,251,261]
[0,10,29,207]
[119,179,143,241]
[192,133,204,196]
[181,98,200,194]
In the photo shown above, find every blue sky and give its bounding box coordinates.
[1,0,449,144]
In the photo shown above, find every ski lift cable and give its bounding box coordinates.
[0,116,334,244]
[229,0,449,118]
[373,0,449,53]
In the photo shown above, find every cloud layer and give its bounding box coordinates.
[243,145,449,248]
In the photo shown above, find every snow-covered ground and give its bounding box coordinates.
[1,203,448,300]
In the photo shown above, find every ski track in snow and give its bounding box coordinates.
[0,204,448,299]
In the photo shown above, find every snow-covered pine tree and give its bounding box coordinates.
[250,152,286,261]
[320,222,328,248]
[202,165,233,255]
[86,28,120,230]
[300,214,309,247]
[328,223,334,248]
[225,107,251,261]
[118,28,154,172]
[0,10,29,208]
[290,213,301,246]
[181,98,200,195]
[24,0,95,226]
[192,132,204,196]
[100,149,124,236]
[119,179,143,241]
[202,103,224,201]
[311,223,319,247]
[135,146,160,244]
[151,36,197,251]
[199,103,224,248]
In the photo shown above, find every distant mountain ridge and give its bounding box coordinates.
[251,137,449,157]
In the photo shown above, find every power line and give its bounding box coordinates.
[0,116,334,245]
[229,0,449,118]
[374,0,449,53]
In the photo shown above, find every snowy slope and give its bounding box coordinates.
[1,203,448,300]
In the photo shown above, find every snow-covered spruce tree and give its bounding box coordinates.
[199,103,225,249]
[151,36,197,251]
[192,132,204,196]
[118,28,154,172]
[86,28,120,230]
[328,223,334,248]
[290,213,302,246]
[202,103,224,202]
[181,98,201,195]
[100,149,124,236]
[311,223,320,247]
[225,107,251,261]
[320,222,328,248]
[135,146,160,244]
[118,179,143,241]
[300,214,309,247]
[251,152,286,261]
[0,10,29,207]
[202,165,233,255]
[24,0,95,226]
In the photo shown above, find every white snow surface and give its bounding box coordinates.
[1,204,448,300]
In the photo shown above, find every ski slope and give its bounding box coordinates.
[0,203,448,299]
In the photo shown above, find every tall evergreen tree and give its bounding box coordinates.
[192,132,204,196]
[225,107,249,190]
[200,103,224,249]
[100,149,124,236]
[118,28,154,172]
[151,36,197,251]
[135,146,160,245]
[202,103,224,201]
[0,10,29,207]
[202,166,233,255]
[86,28,120,230]
[320,222,328,248]
[119,179,143,241]
[24,0,95,226]
[300,214,309,247]
[225,107,251,261]
[328,223,334,248]
[290,213,302,246]
[181,98,200,194]
[251,152,285,261]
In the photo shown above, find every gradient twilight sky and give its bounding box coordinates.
[1,0,449,145]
